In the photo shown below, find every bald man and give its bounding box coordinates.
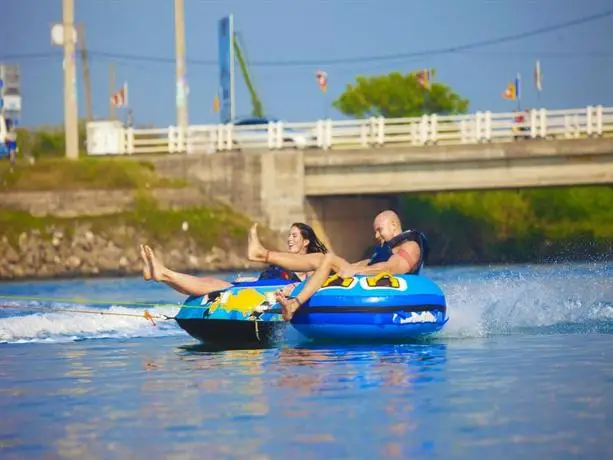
[248,210,428,320]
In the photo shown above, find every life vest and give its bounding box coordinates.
[257,264,302,282]
[367,229,429,274]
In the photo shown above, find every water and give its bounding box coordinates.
[1,263,612,459]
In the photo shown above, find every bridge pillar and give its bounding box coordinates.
[306,195,400,261]
[259,150,306,232]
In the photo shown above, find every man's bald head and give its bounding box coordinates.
[374,210,401,227]
[373,210,403,244]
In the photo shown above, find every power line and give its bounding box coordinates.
[2,9,612,67]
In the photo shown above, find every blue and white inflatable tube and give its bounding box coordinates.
[290,273,447,341]
[174,273,447,344]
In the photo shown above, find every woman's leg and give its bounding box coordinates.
[142,245,232,296]
[276,252,336,321]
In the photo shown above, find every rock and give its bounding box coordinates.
[66,255,81,269]
[0,221,252,280]
[18,233,28,251]
[43,247,56,263]
[188,255,199,268]
[4,246,19,264]
[204,246,226,264]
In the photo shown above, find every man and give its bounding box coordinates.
[248,210,428,320]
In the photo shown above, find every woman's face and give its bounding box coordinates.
[287,226,309,254]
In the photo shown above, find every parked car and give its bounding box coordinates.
[229,116,316,150]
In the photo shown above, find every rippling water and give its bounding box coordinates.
[1,262,612,459]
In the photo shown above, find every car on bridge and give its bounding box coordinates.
[230,116,317,150]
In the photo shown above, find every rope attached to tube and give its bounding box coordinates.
[0,304,171,327]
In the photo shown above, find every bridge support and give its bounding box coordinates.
[306,195,399,261]
[259,150,306,232]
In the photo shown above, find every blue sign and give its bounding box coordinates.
[218,15,234,123]
[0,78,3,89]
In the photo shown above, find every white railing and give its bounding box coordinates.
[87,105,613,156]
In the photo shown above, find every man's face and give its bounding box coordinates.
[373,216,396,245]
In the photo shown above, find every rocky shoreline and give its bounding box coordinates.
[0,224,262,281]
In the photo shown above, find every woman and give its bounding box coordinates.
[140,222,328,297]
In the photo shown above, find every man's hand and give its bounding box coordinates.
[338,264,358,279]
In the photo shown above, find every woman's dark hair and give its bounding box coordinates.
[291,222,328,254]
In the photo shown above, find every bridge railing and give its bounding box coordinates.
[97,105,613,156]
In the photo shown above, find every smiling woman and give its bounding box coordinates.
[140,222,328,296]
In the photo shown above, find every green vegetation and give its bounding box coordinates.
[0,195,266,251]
[401,186,613,265]
[15,122,87,159]
[0,157,185,191]
[333,70,469,118]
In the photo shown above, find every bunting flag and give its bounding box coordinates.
[502,74,521,101]
[315,70,328,93]
[110,82,128,107]
[415,69,431,89]
[534,60,542,92]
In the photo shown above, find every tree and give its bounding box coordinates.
[333,71,470,119]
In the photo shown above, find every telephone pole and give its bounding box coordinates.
[174,0,188,151]
[109,63,116,120]
[63,0,79,159]
[77,23,93,122]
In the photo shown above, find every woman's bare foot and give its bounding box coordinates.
[275,291,302,321]
[140,244,151,281]
[247,223,268,262]
[143,245,166,282]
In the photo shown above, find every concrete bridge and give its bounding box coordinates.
[151,137,613,261]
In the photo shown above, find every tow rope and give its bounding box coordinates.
[0,294,185,327]
[0,303,170,327]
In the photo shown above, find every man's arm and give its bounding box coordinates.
[353,241,421,276]
[352,258,371,268]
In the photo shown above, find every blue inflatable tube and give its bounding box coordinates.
[174,273,447,345]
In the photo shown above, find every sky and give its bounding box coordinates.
[2,0,613,128]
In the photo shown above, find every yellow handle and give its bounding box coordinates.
[369,272,394,283]
[323,273,355,288]
[322,273,340,287]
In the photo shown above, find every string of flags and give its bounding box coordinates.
[502,74,521,101]
[315,70,328,93]
[502,60,542,102]
[415,69,432,89]
[534,60,542,92]
[110,82,129,107]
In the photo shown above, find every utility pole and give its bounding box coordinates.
[77,23,93,122]
[109,63,116,120]
[63,0,79,159]
[174,0,188,151]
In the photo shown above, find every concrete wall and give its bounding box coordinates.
[153,152,264,218]
[151,150,306,233]
[0,188,206,217]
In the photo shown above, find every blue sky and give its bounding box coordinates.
[2,0,613,128]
